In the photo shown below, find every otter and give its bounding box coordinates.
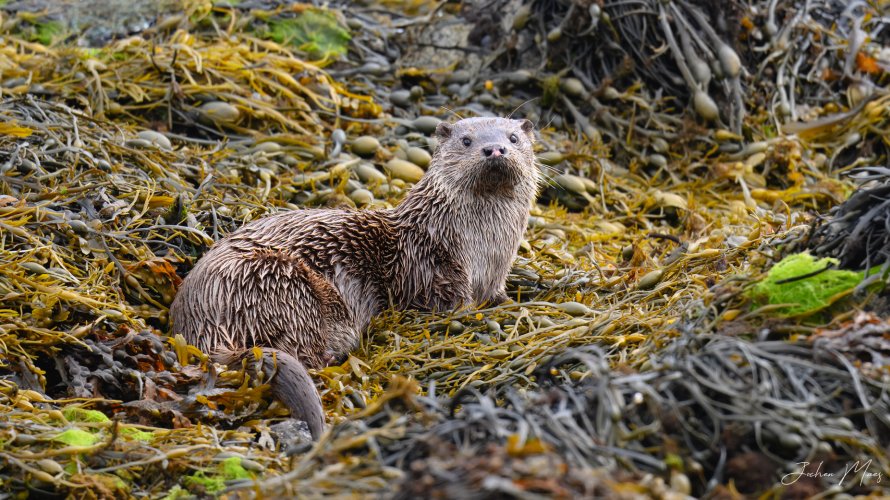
[169,117,539,439]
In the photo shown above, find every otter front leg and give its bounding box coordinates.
[490,290,511,304]
[420,263,474,311]
[476,285,510,306]
[321,347,351,366]
[427,280,473,311]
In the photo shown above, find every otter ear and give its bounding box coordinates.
[435,122,453,139]
[518,119,534,135]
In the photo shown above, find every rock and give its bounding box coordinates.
[356,162,387,183]
[412,116,441,135]
[406,146,432,168]
[136,130,172,150]
[198,101,240,125]
[270,419,313,450]
[385,158,425,183]
[349,188,374,206]
[390,89,412,108]
[350,136,381,157]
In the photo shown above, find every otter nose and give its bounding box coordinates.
[483,145,507,158]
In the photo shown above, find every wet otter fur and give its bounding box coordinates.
[170,117,539,439]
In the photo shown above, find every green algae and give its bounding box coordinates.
[63,407,109,423]
[181,457,253,495]
[747,253,863,317]
[265,10,351,60]
[53,428,100,447]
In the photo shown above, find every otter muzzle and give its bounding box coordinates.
[482,145,507,158]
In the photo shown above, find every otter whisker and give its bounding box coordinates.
[506,96,539,119]
[439,106,465,120]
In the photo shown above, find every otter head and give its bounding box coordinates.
[431,117,538,197]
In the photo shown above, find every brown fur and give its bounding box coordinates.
[169,117,539,439]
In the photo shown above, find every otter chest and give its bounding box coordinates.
[458,199,526,299]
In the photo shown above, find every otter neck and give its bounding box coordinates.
[391,171,533,303]
[392,167,534,238]
[391,173,467,247]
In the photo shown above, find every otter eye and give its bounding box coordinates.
[509,133,519,144]
[462,137,472,147]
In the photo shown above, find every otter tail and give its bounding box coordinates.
[214,348,325,440]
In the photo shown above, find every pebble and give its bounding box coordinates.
[487,349,510,359]
[596,221,624,235]
[372,183,392,198]
[475,93,496,106]
[198,101,240,125]
[270,419,313,449]
[670,471,691,495]
[124,138,154,149]
[350,136,381,157]
[385,159,425,183]
[349,189,374,206]
[356,162,387,183]
[344,180,363,193]
[447,70,471,84]
[136,130,172,150]
[406,146,432,168]
[475,332,492,345]
[36,459,64,475]
[412,116,441,135]
[512,4,531,30]
[390,89,412,108]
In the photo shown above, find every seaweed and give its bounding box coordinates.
[747,253,863,317]
[265,10,351,62]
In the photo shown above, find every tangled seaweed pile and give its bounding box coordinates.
[810,167,890,272]
[1,0,889,497]
[445,0,890,170]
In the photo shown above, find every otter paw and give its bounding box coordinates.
[323,351,348,366]
[490,292,511,305]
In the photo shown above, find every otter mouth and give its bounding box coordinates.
[472,157,520,195]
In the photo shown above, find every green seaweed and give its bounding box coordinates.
[53,428,100,447]
[182,457,253,495]
[63,407,109,423]
[183,472,226,495]
[161,486,191,500]
[220,457,252,480]
[121,428,155,442]
[747,253,863,317]
[265,10,351,60]
[33,21,65,46]
[62,407,153,441]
